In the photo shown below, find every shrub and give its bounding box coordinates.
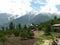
[13,30,20,37]
[44,25,51,35]
[4,30,12,36]
[20,29,34,39]
[0,31,7,43]
[0,36,7,42]
[28,31,34,39]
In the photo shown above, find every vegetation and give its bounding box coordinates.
[20,29,34,39]
[0,22,35,43]
[0,30,7,45]
[34,16,60,45]
[9,22,14,30]
[44,25,52,35]
[34,34,53,45]
[0,16,60,45]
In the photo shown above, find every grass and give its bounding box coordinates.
[34,34,53,45]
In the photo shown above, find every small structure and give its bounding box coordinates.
[52,24,60,32]
[52,24,60,45]
[29,24,36,31]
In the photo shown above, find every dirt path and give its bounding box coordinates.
[34,31,44,38]
[43,40,50,45]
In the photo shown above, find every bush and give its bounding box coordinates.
[4,30,12,36]
[20,30,29,39]
[44,25,51,35]
[13,30,20,37]
[0,31,7,42]
[28,31,34,38]
[0,36,7,42]
[20,29,34,39]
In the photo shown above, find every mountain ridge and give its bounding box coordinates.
[0,12,60,27]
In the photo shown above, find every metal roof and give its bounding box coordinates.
[52,24,60,26]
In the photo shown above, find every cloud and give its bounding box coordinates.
[0,0,60,17]
[0,0,32,16]
[40,0,60,13]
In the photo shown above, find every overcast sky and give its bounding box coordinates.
[0,0,60,16]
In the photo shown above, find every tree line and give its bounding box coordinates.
[0,22,35,44]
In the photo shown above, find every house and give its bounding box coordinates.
[52,24,60,45]
[52,24,60,32]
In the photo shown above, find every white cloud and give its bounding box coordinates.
[40,0,60,13]
[0,0,60,17]
[0,0,32,16]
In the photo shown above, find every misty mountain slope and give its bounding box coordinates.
[31,14,50,24]
[12,13,51,26]
[13,13,36,26]
[1,12,59,27]
[0,13,11,25]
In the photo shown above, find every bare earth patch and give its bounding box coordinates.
[34,31,44,38]
[43,40,50,45]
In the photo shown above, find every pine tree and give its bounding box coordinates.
[24,24,27,29]
[18,24,21,29]
[2,27,4,30]
[45,25,51,35]
[54,16,57,20]
[9,22,14,30]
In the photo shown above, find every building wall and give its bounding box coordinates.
[52,26,60,32]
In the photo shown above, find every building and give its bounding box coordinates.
[52,24,60,32]
[52,24,60,45]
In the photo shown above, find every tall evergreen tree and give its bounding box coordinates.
[54,16,57,20]
[45,25,52,35]
[50,20,54,25]
[54,16,57,24]
[24,24,27,29]
[2,27,4,30]
[6,27,8,30]
[9,22,14,30]
[18,24,21,29]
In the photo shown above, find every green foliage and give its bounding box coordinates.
[9,22,14,30]
[0,30,7,42]
[20,30,29,39]
[38,17,60,31]
[6,27,8,30]
[18,24,21,29]
[28,31,34,38]
[1,16,60,43]
[20,29,34,39]
[39,34,53,40]
[34,34,53,45]
[44,25,52,35]
[4,30,12,36]
[13,29,20,37]
[2,27,4,30]
[54,16,57,20]
[0,36,7,42]
[16,24,21,30]
[24,24,27,29]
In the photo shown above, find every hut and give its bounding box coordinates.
[52,24,60,32]
[52,24,60,45]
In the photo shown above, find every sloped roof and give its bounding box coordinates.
[52,24,60,26]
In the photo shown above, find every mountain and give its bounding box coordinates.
[0,13,19,26]
[0,13,11,25]
[12,12,51,27]
[1,12,60,27]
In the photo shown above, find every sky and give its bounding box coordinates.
[0,0,60,16]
